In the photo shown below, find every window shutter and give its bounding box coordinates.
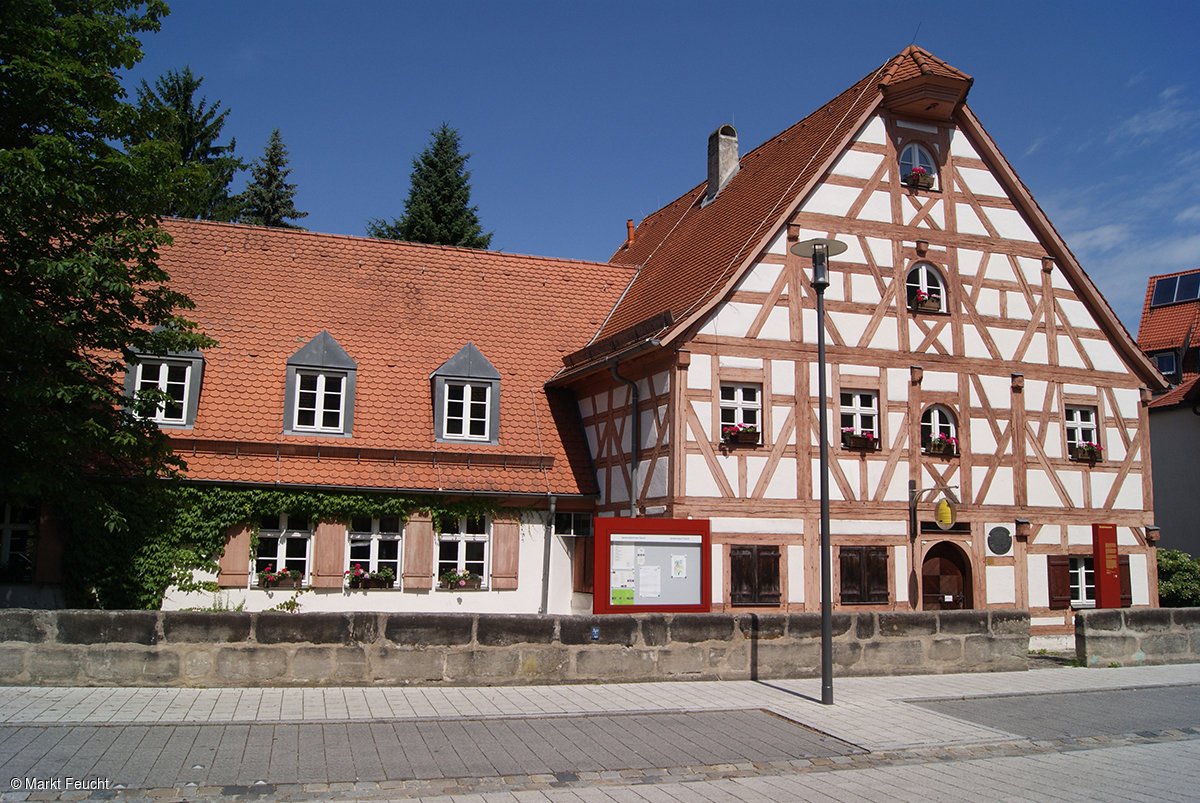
[310,520,346,588]
[572,536,594,593]
[839,548,864,604]
[1047,555,1071,610]
[865,547,890,603]
[217,524,252,587]
[490,513,520,590]
[1119,555,1132,608]
[32,508,63,584]
[730,545,755,606]
[757,546,781,606]
[402,511,434,590]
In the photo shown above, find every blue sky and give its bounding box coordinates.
[126,1,1200,334]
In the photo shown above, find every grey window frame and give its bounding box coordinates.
[431,342,501,445]
[124,351,204,429]
[284,331,357,437]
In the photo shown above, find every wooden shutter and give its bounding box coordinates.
[572,536,594,593]
[757,546,781,606]
[402,510,433,590]
[1119,555,1132,608]
[310,520,346,588]
[839,547,864,604]
[490,513,520,590]
[865,547,889,603]
[217,523,252,588]
[32,507,63,584]
[730,546,755,606]
[1047,555,1071,610]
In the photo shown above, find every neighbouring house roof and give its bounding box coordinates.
[1138,267,1200,410]
[158,219,634,497]
[570,45,1162,391]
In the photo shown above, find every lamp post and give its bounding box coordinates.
[790,236,847,706]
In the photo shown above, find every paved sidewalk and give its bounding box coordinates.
[0,663,1197,800]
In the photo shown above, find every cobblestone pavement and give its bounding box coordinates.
[0,663,1197,801]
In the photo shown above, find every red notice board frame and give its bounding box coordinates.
[593,517,711,614]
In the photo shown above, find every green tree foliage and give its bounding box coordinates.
[238,129,307,228]
[132,66,243,220]
[1157,548,1200,607]
[368,123,492,248]
[0,0,214,606]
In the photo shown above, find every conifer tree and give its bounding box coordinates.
[368,124,492,248]
[132,66,243,220]
[239,129,307,228]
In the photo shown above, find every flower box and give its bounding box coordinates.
[841,432,879,451]
[440,576,483,590]
[721,425,760,447]
[904,171,935,190]
[911,297,942,313]
[924,439,958,457]
[348,577,393,590]
[1070,445,1103,463]
[259,575,302,589]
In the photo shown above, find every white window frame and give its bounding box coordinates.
[436,514,490,584]
[442,381,492,441]
[293,370,346,434]
[839,390,879,438]
[0,504,36,583]
[906,262,947,312]
[1065,406,1098,450]
[1070,556,1096,608]
[719,383,762,429]
[347,516,403,587]
[254,513,313,586]
[899,142,938,189]
[136,360,191,424]
[920,405,958,447]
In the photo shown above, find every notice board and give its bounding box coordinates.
[593,518,710,614]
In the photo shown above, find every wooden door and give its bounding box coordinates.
[921,542,972,610]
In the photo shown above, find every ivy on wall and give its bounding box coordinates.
[63,483,507,610]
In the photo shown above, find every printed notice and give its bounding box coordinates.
[611,545,636,571]
[611,588,635,605]
[611,569,635,589]
[671,554,687,579]
[639,565,662,598]
[636,546,647,566]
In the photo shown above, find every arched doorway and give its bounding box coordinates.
[921,541,973,610]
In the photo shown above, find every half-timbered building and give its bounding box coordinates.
[552,47,1166,641]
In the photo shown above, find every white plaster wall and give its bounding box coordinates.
[1056,336,1087,369]
[1059,299,1094,331]
[955,203,988,236]
[987,208,1038,242]
[710,517,805,534]
[887,369,910,401]
[1028,470,1060,507]
[829,519,907,535]
[711,544,724,604]
[958,249,985,276]
[766,230,787,255]
[737,261,782,293]
[948,128,982,159]
[746,456,767,496]
[1080,338,1127,373]
[854,116,887,145]
[985,565,1016,604]
[685,454,721,496]
[1027,554,1050,608]
[759,306,791,341]
[957,166,1004,198]
[772,360,795,395]
[893,546,908,602]
[868,320,900,351]
[800,184,859,217]
[764,457,797,499]
[849,273,882,304]
[1066,525,1092,545]
[546,531,578,614]
[643,458,669,499]
[922,370,958,392]
[866,237,893,267]
[835,312,872,348]
[1117,527,1139,547]
[831,149,883,180]
[1113,474,1144,510]
[1128,553,1149,605]
[771,405,792,444]
[700,301,757,338]
[688,354,712,390]
[788,545,805,603]
[840,364,878,378]
[979,467,1015,506]
[719,355,762,369]
[859,191,893,223]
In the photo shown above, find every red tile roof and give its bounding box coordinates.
[1149,375,1199,410]
[159,219,634,496]
[1137,268,1200,352]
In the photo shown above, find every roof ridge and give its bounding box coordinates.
[164,218,636,273]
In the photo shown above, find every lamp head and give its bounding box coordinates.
[791,237,846,292]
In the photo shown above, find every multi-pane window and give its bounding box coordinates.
[347,516,402,586]
[556,512,594,593]
[436,513,489,583]
[0,504,36,584]
[1064,406,1098,449]
[1150,272,1200,307]
[906,262,946,311]
[920,405,958,450]
[1069,556,1095,608]
[1153,352,1177,377]
[294,371,345,433]
[899,143,937,187]
[839,391,879,438]
[136,360,190,424]
[839,546,889,604]
[443,381,491,441]
[730,545,781,607]
[719,383,761,430]
[254,514,312,584]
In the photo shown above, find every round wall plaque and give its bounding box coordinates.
[988,526,1013,555]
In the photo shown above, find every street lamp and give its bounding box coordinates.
[790,236,847,706]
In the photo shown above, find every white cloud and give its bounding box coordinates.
[1069,223,1131,253]
[1175,205,1200,224]
[1024,136,1045,157]
[1106,85,1200,148]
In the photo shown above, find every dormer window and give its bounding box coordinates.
[900,143,937,190]
[432,343,500,444]
[1153,352,1177,378]
[285,331,357,436]
[125,348,205,429]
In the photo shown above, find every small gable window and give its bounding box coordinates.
[432,343,500,445]
[900,143,937,190]
[285,331,357,436]
[125,348,205,429]
[1153,352,1177,378]
[920,405,958,456]
[907,262,947,312]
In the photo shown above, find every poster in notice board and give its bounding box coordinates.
[592,517,710,614]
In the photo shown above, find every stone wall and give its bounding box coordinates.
[0,609,1029,687]
[1075,608,1200,667]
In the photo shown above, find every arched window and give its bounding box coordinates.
[906,262,946,312]
[921,405,958,455]
[900,143,937,189]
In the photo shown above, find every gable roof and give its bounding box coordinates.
[1138,267,1200,409]
[579,46,1163,391]
[159,219,634,497]
[289,330,357,369]
[433,342,501,381]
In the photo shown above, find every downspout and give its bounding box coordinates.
[539,493,556,614]
[610,361,640,517]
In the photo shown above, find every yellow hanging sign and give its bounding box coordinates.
[934,497,957,530]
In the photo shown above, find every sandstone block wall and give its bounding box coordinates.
[1075,608,1200,667]
[0,609,1029,687]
